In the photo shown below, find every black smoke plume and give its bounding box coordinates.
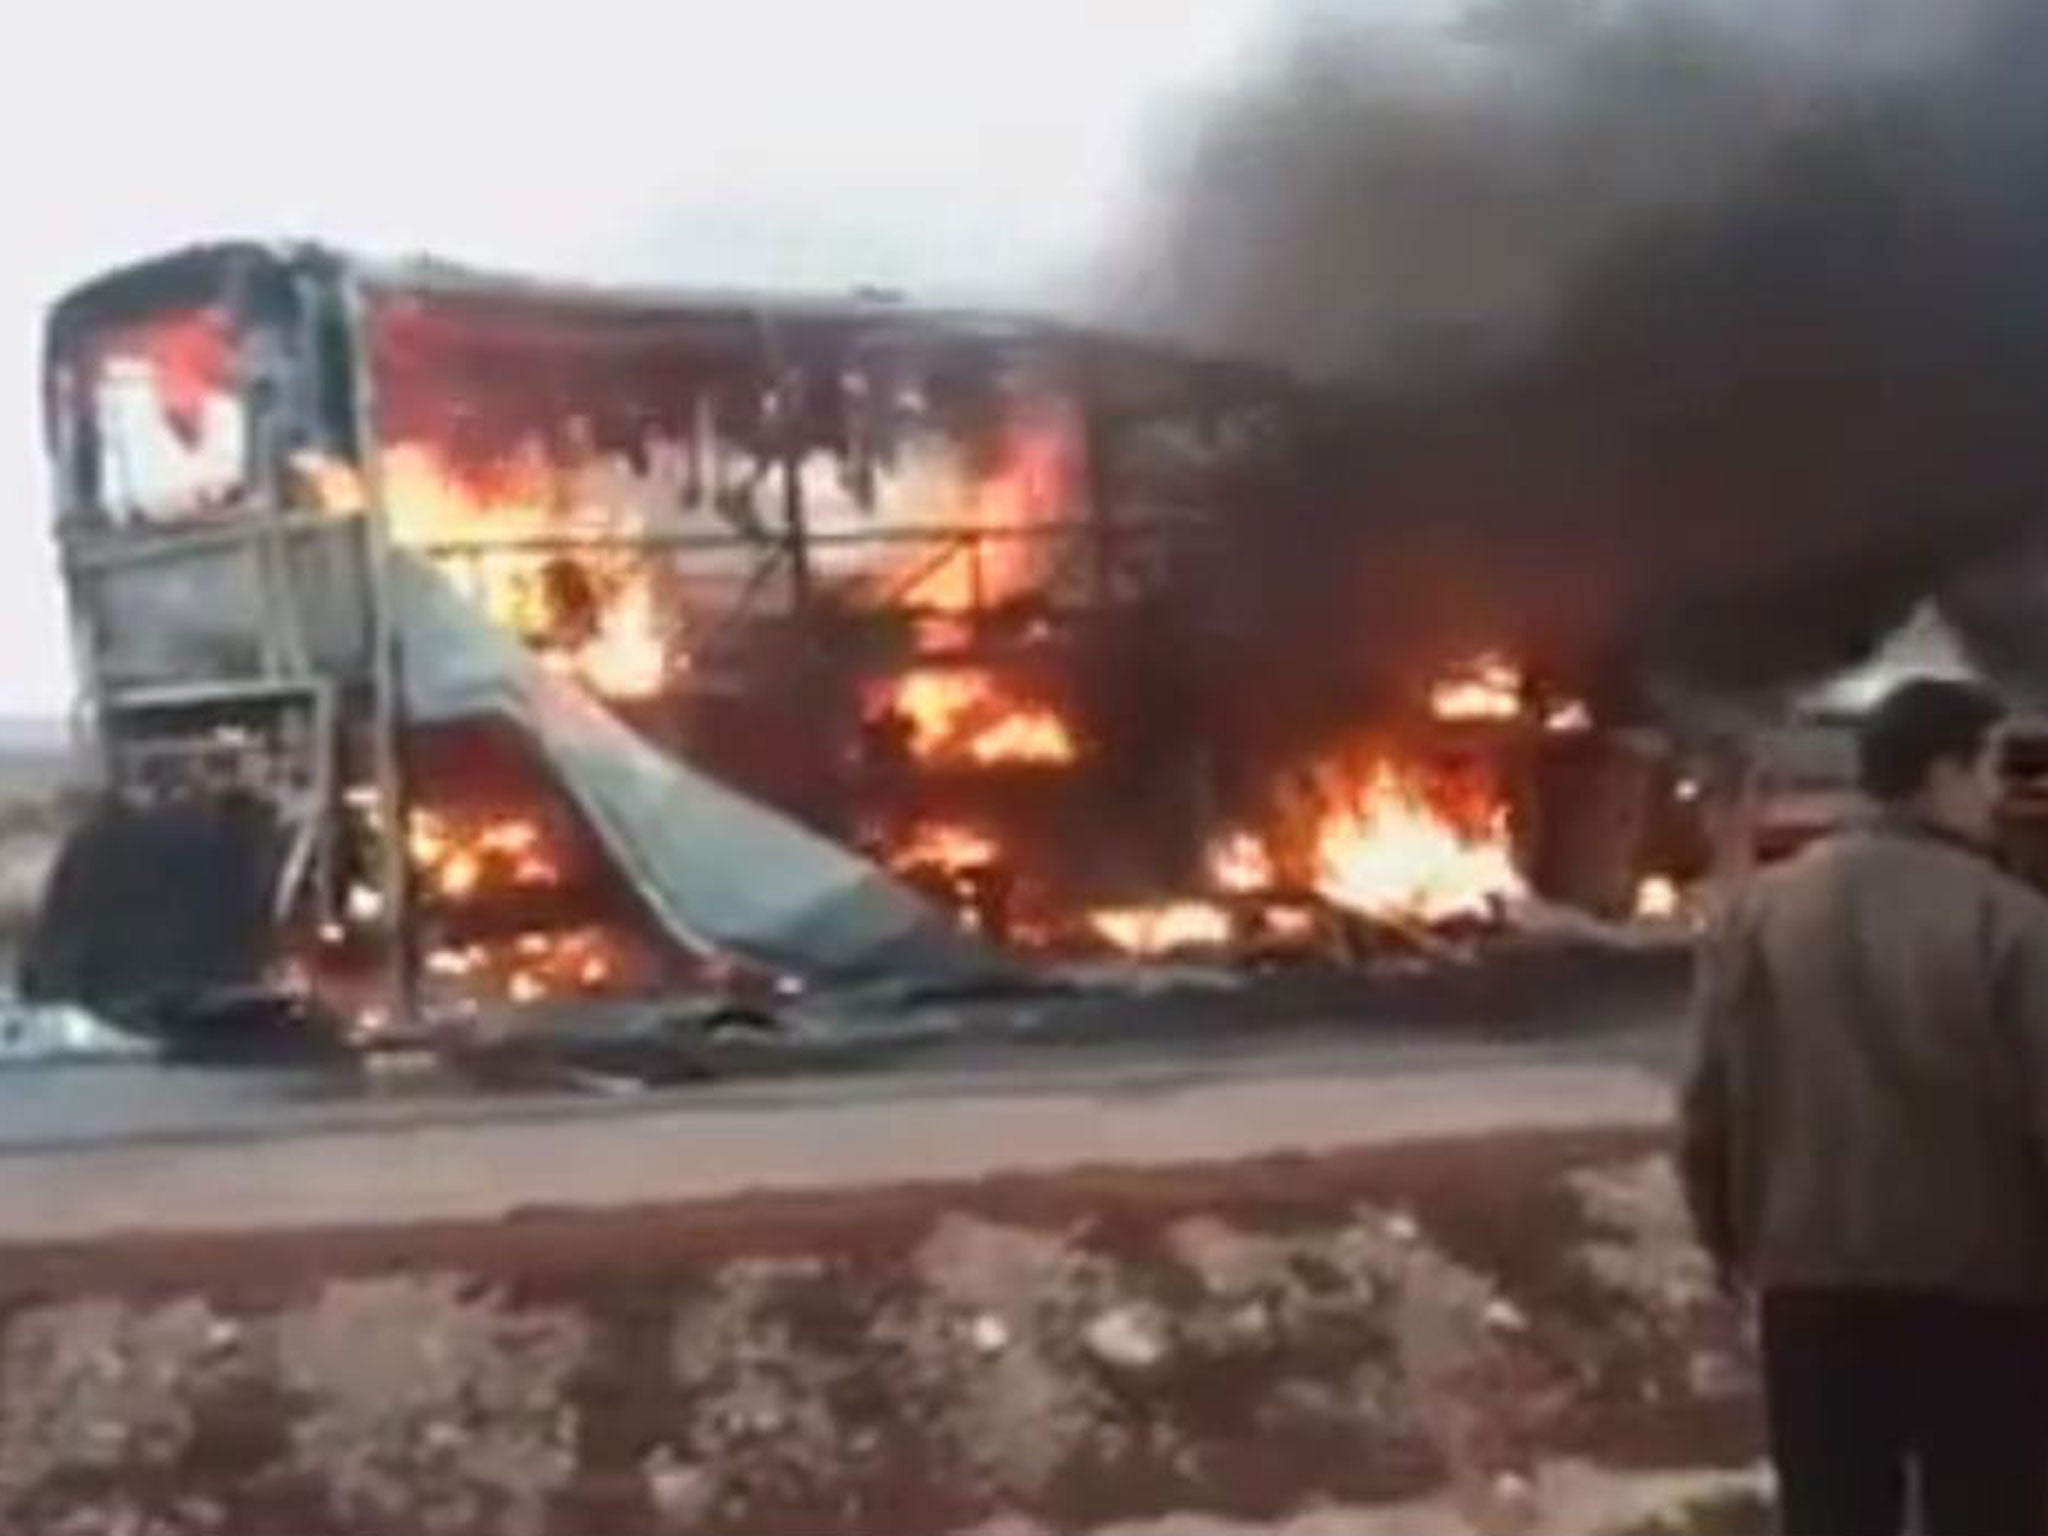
[1106,0,2048,709]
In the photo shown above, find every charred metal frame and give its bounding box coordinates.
[340,272,420,1025]
[42,242,1293,1024]
[98,677,339,928]
[413,513,1197,669]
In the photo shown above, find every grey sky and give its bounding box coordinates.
[0,0,1289,714]
[3,0,1953,716]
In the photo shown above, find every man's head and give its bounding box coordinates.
[1857,676,2008,842]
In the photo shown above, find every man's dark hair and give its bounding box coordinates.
[1857,677,2005,802]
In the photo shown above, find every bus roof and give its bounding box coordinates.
[45,239,1290,414]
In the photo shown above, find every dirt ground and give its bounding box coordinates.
[0,1126,1765,1536]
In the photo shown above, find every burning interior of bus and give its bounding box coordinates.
[26,242,1712,1050]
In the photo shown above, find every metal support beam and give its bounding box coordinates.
[343,278,419,1031]
[780,424,813,618]
[1091,420,1122,608]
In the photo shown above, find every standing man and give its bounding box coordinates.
[1682,676,2048,1536]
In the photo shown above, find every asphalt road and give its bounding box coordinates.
[0,948,1694,1241]
[0,980,1689,1157]
[0,1033,1686,1243]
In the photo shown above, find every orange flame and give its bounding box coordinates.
[1308,757,1523,922]
[291,450,368,514]
[1089,901,1232,956]
[1429,653,1524,722]
[873,667,1077,767]
[1427,652,1594,734]
[898,418,1071,615]
[882,819,1009,936]
[965,708,1076,766]
[424,925,627,1005]
[542,573,671,701]
[1635,874,1682,921]
[1544,699,1594,734]
[890,820,1002,875]
[297,444,676,701]
[1209,832,1276,894]
[409,809,562,903]
[295,408,1076,703]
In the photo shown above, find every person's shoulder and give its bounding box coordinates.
[1746,824,1966,913]
[1749,830,1860,896]
[1981,854,2048,932]
[1831,821,1995,882]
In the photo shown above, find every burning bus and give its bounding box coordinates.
[23,241,1306,1038]
[24,241,1700,1049]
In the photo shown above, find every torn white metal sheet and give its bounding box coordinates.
[390,554,1014,986]
[1799,600,1980,716]
[0,1001,155,1065]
